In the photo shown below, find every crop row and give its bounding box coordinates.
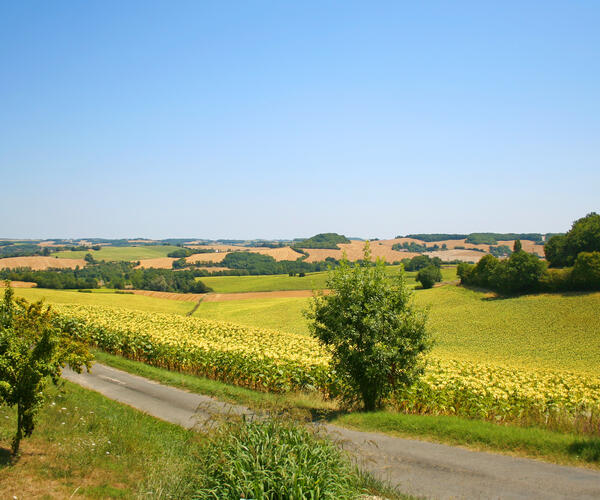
[54,304,600,432]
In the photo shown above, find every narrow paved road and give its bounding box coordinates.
[64,364,600,500]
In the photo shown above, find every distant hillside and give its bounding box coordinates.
[293,233,350,249]
[400,233,547,245]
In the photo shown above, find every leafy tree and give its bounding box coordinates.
[571,252,600,290]
[305,243,430,411]
[544,234,568,268]
[416,265,441,289]
[491,250,546,294]
[545,213,600,267]
[513,239,522,252]
[0,284,92,454]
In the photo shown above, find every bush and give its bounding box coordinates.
[306,243,430,411]
[540,267,573,292]
[545,213,600,267]
[571,252,600,290]
[491,251,546,294]
[195,418,364,499]
[416,265,441,289]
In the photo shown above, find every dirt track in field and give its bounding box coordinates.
[129,289,320,302]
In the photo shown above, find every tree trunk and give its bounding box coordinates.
[11,404,23,455]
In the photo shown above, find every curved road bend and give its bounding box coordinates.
[63,364,600,500]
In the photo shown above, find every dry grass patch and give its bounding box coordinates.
[0,256,86,270]
[135,257,177,269]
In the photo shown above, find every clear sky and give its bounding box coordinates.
[1,1,598,240]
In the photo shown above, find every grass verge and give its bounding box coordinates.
[93,350,600,469]
[0,377,406,499]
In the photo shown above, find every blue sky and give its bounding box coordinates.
[1,1,598,239]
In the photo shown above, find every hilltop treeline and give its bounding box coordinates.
[292,233,350,249]
[196,252,339,276]
[0,262,212,293]
[399,233,547,245]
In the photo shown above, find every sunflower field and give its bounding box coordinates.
[54,304,600,433]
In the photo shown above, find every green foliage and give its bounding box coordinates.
[167,248,192,258]
[513,240,522,252]
[544,234,569,268]
[220,251,335,275]
[489,245,512,258]
[492,251,546,294]
[403,254,441,271]
[0,284,92,454]
[466,233,543,245]
[195,418,363,499]
[416,266,442,289]
[402,234,467,242]
[306,243,430,411]
[172,257,188,269]
[0,264,212,294]
[459,252,546,294]
[572,252,600,290]
[293,233,350,249]
[546,212,600,267]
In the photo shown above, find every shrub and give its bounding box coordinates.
[195,418,364,499]
[571,252,600,290]
[305,242,430,411]
[491,251,546,294]
[416,265,441,289]
[540,267,573,292]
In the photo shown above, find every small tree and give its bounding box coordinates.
[0,284,92,454]
[305,243,430,411]
[416,265,441,289]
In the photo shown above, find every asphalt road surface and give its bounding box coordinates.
[64,363,600,499]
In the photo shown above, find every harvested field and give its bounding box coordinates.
[303,240,420,263]
[135,257,177,269]
[497,240,545,256]
[0,256,86,270]
[186,252,228,264]
[0,280,37,288]
[249,246,304,260]
[428,249,486,262]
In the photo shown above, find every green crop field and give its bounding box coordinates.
[197,284,600,375]
[14,287,193,315]
[199,265,457,293]
[195,296,309,335]
[53,244,180,261]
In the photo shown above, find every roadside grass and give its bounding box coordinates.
[53,245,180,261]
[14,287,194,316]
[0,378,406,499]
[94,350,600,469]
[0,381,205,498]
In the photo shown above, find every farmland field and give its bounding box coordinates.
[199,265,457,293]
[14,287,193,315]
[54,245,180,261]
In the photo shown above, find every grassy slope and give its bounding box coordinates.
[0,382,204,499]
[415,286,600,374]
[54,245,180,261]
[196,296,310,335]
[16,279,600,375]
[14,288,194,315]
[199,285,600,374]
[94,351,600,468]
[199,265,456,293]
